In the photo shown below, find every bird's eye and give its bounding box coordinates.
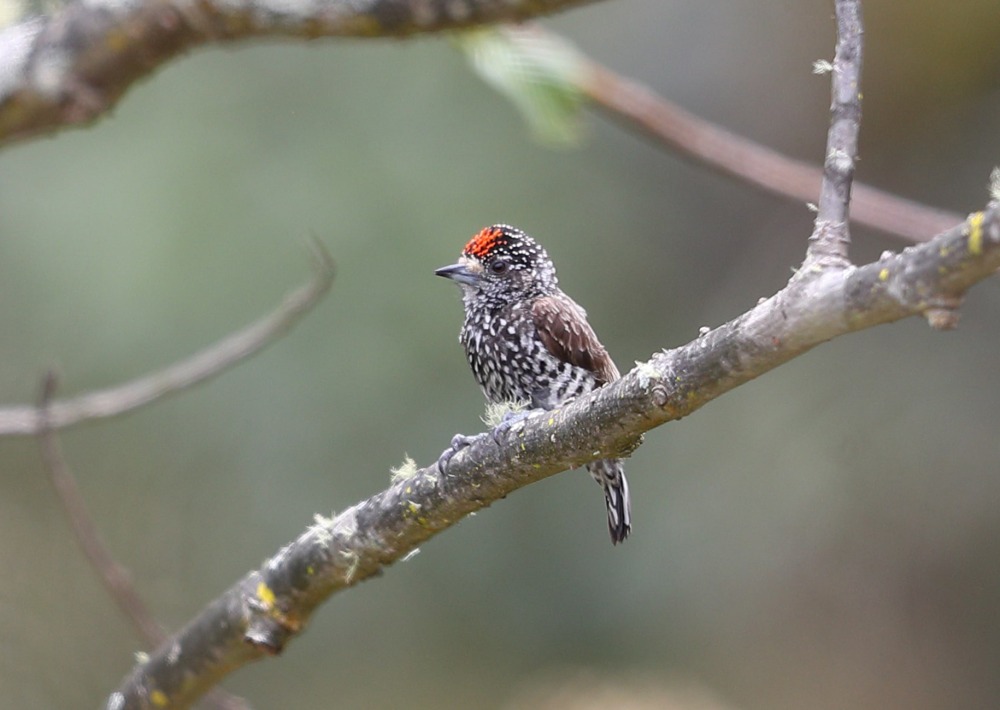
[489,259,509,275]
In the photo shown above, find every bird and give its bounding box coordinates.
[435,224,631,544]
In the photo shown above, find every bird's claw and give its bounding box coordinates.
[437,408,545,475]
[436,433,479,475]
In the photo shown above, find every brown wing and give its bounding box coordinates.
[531,295,620,385]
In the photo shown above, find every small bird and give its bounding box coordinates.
[435,224,632,544]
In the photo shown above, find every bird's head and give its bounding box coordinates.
[435,225,557,307]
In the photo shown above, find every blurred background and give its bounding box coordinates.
[2,0,1000,708]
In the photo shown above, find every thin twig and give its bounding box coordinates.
[808,0,864,265]
[36,373,251,710]
[0,242,335,437]
[36,372,166,644]
[577,35,957,244]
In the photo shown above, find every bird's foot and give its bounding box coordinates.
[437,408,546,475]
[436,432,481,476]
[490,407,546,444]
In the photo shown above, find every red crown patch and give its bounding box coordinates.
[463,226,508,259]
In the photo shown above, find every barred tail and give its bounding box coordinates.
[586,458,632,545]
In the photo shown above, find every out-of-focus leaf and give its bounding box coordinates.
[457,25,587,148]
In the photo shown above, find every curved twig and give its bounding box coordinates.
[36,374,252,710]
[0,242,334,437]
[36,372,165,644]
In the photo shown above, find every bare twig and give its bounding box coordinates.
[36,374,251,710]
[0,0,600,144]
[109,205,1000,709]
[807,0,864,266]
[575,35,957,244]
[0,243,334,437]
[37,372,165,644]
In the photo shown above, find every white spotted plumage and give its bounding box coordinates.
[436,225,632,544]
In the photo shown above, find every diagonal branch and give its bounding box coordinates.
[579,59,959,244]
[0,0,601,144]
[468,23,959,245]
[0,242,334,437]
[108,205,1000,709]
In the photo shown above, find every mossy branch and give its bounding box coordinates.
[109,204,999,709]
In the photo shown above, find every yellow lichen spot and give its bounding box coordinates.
[407,501,422,514]
[105,28,130,53]
[256,582,276,609]
[547,417,555,426]
[347,15,383,36]
[878,268,889,281]
[150,690,169,707]
[968,211,985,255]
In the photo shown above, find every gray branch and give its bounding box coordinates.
[0,0,600,144]
[809,0,863,266]
[108,204,997,709]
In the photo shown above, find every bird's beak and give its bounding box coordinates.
[435,262,481,287]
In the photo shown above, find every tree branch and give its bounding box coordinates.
[808,0,863,265]
[0,0,600,144]
[0,242,334,437]
[108,204,1000,709]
